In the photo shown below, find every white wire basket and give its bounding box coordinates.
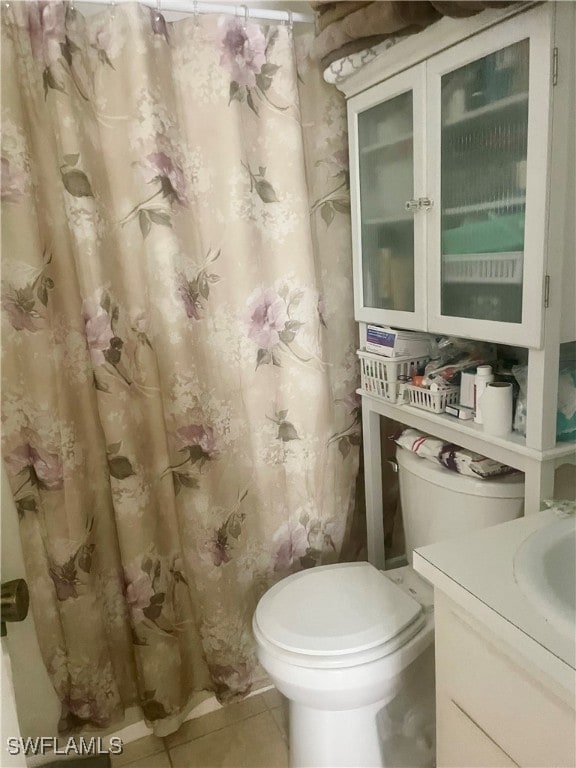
[407,385,460,413]
[358,350,429,404]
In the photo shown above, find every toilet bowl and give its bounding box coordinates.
[254,446,525,768]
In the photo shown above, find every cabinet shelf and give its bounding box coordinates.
[358,389,576,471]
[443,198,526,216]
[360,132,413,155]
[443,91,529,129]
[363,214,413,225]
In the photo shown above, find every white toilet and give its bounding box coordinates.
[253,446,525,768]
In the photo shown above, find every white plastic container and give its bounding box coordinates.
[397,446,524,564]
[474,364,494,424]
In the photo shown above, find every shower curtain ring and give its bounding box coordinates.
[156,0,162,19]
[193,0,199,25]
[288,10,293,33]
[242,4,249,28]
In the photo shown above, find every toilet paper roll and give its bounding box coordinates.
[480,382,513,436]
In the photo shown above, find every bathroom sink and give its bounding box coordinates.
[513,515,576,639]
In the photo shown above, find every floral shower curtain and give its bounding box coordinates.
[1,1,359,737]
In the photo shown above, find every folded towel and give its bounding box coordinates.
[313,1,440,62]
[312,2,373,33]
[312,0,516,66]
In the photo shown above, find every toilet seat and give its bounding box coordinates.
[253,562,426,669]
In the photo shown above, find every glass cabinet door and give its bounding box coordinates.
[349,67,427,330]
[427,12,552,347]
[440,40,529,324]
[358,92,415,312]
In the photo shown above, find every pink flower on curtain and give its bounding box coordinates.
[142,152,189,206]
[205,530,231,567]
[272,520,309,572]
[4,444,34,477]
[1,157,28,203]
[219,18,267,88]
[4,435,63,491]
[175,424,218,461]
[82,295,114,366]
[27,1,66,67]
[30,444,64,490]
[124,564,154,625]
[246,287,288,350]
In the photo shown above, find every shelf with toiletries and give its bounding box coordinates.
[358,333,576,453]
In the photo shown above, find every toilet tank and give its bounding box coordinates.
[396,446,524,563]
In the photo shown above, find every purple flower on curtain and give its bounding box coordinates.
[205,529,231,567]
[272,520,308,572]
[246,288,288,350]
[219,19,286,117]
[175,424,218,461]
[1,157,28,203]
[30,444,64,490]
[209,661,253,699]
[4,437,63,492]
[142,152,189,206]
[82,295,114,367]
[27,1,66,67]
[124,564,154,625]
[219,18,267,88]
[4,444,33,477]
[162,422,219,493]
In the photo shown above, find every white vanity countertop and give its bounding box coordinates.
[413,508,576,698]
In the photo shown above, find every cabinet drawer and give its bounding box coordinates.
[435,594,576,768]
[437,695,518,767]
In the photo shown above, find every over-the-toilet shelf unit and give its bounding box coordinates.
[333,1,576,568]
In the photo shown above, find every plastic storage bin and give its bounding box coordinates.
[358,350,429,403]
[407,385,459,413]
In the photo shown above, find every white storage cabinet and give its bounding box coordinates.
[337,2,576,567]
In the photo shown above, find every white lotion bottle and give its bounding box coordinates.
[474,365,494,424]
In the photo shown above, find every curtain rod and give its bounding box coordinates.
[76,1,314,23]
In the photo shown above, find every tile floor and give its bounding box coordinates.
[111,689,289,768]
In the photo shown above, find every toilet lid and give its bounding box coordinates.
[255,562,423,656]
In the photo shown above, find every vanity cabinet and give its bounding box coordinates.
[335,1,576,567]
[434,592,575,768]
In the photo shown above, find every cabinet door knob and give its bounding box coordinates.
[405,199,419,211]
[418,197,433,210]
